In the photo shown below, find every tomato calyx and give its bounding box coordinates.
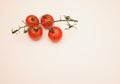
[43,15,47,19]
[29,25,41,33]
[33,28,39,32]
[49,28,54,33]
[31,17,35,21]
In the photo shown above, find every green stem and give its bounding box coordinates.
[12,25,27,34]
[12,18,78,34]
[54,19,78,23]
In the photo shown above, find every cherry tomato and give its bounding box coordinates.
[40,14,54,29]
[26,15,39,26]
[48,26,62,42]
[28,25,43,41]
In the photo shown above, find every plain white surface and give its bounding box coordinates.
[0,0,120,84]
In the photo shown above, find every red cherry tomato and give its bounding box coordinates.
[40,14,54,29]
[28,25,43,41]
[26,15,39,26]
[48,26,62,42]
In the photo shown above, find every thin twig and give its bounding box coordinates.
[12,25,27,34]
[12,16,78,34]
[54,19,78,23]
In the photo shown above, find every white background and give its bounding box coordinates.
[0,0,120,84]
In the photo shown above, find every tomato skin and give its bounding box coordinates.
[40,14,54,29]
[28,25,43,41]
[48,26,62,42]
[26,15,39,26]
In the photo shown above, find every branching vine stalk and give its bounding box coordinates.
[11,16,78,34]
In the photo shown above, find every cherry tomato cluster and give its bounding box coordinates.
[26,14,62,42]
[12,14,78,42]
